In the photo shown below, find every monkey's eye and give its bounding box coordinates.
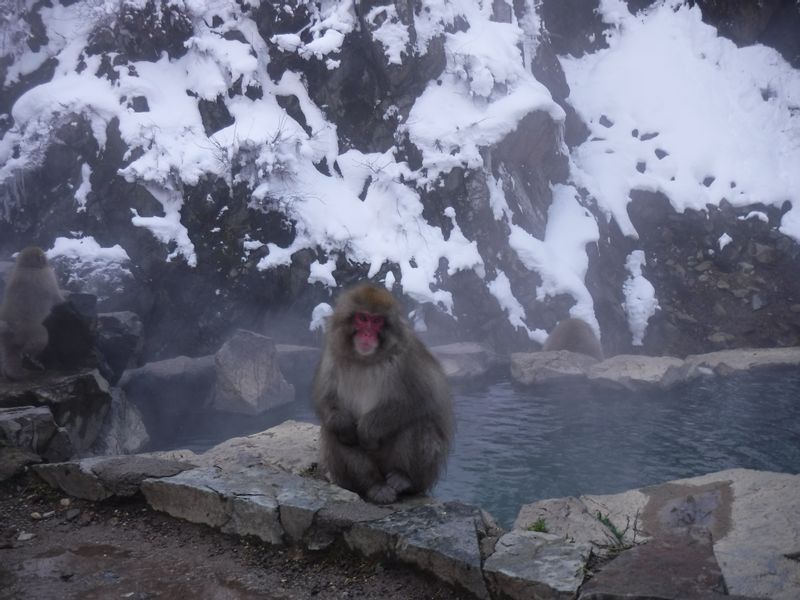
[369,315,385,328]
[354,312,370,327]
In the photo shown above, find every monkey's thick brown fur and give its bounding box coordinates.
[542,317,604,361]
[0,247,63,379]
[312,283,454,504]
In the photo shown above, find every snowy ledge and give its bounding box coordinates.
[510,346,800,391]
[30,421,800,600]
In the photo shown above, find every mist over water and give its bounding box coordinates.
[161,373,800,529]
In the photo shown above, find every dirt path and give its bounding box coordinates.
[0,474,470,600]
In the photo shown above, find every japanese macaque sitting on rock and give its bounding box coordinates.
[0,247,64,380]
[542,317,604,361]
[312,283,454,504]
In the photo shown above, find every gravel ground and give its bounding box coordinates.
[0,473,471,600]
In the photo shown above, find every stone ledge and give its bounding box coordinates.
[511,346,800,391]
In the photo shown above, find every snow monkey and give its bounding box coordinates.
[0,246,64,379]
[542,317,604,361]
[312,283,454,504]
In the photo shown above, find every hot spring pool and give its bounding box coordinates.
[161,371,800,528]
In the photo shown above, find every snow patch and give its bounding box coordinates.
[622,250,659,346]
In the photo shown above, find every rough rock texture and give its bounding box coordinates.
[345,501,500,599]
[516,468,800,600]
[665,347,800,384]
[431,342,503,380]
[484,530,591,600]
[0,370,112,455]
[95,311,144,385]
[511,346,800,390]
[91,388,149,456]
[119,354,215,445]
[0,405,72,464]
[275,344,321,389]
[192,420,319,474]
[514,496,628,551]
[210,329,295,415]
[587,354,684,391]
[510,350,599,386]
[35,455,191,501]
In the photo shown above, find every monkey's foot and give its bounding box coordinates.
[366,483,397,504]
[386,471,413,494]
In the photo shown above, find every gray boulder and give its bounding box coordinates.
[431,342,502,380]
[210,329,295,415]
[0,405,72,464]
[34,455,192,501]
[484,530,591,600]
[120,354,215,444]
[0,370,112,455]
[275,344,321,388]
[91,388,149,455]
[510,350,599,386]
[586,354,685,392]
[663,347,800,386]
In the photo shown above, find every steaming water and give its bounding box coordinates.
[163,372,800,528]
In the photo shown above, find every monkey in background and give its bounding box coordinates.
[0,247,64,379]
[312,283,454,504]
[542,317,604,361]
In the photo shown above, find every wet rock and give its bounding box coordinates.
[210,329,295,415]
[484,530,590,600]
[195,420,318,474]
[0,405,72,463]
[579,532,729,600]
[0,370,112,455]
[96,311,143,385]
[510,350,598,386]
[431,342,502,380]
[663,347,800,385]
[275,344,320,389]
[345,501,496,599]
[91,389,149,456]
[120,355,215,444]
[586,354,684,392]
[40,298,98,373]
[34,455,191,501]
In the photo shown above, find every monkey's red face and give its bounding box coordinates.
[352,312,385,356]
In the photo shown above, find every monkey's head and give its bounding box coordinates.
[331,283,404,360]
[16,246,48,269]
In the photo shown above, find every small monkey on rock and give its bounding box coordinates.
[312,283,454,504]
[0,247,64,379]
[542,317,604,361]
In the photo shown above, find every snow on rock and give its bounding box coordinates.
[622,250,659,346]
[564,1,800,241]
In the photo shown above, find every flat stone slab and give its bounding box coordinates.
[587,354,684,392]
[484,530,590,600]
[512,346,800,390]
[141,465,360,546]
[516,469,800,600]
[345,500,499,599]
[663,347,800,386]
[34,455,192,501]
[194,420,319,474]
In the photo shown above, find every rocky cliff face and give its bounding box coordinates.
[1,0,798,361]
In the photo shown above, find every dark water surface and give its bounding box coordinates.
[164,372,800,528]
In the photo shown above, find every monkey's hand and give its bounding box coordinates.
[326,409,359,446]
